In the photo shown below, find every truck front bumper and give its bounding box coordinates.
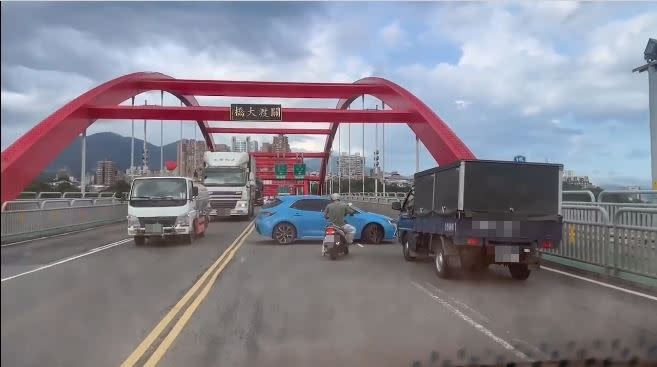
[210,207,249,217]
[128,225,191,236]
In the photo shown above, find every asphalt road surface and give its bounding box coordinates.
[2,220,656,367]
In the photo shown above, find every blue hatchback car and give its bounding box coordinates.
[255,195,397,244]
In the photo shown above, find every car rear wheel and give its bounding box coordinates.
[362,223,384,244]
[273,222,296,245]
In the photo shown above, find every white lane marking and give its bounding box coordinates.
[1,223,123,247]
[541,266,657,302]
[357,243,365,248]
[424,282,491,322]
[1,238,132,283]
[512,338,550,360]
[412,281,532,362]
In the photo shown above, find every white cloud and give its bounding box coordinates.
[380,21,405,48]
[454,100,471,110]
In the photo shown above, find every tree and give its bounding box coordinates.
[104,180,131,197]
[54,181,79,193]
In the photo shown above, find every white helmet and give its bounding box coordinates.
[330,193,341,201]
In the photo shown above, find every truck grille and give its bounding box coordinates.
[210,200,237,209]
[138,216,176,227]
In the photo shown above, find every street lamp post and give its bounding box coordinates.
[633,38,657,190]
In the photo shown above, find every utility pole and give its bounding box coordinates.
[143,100,148,174]
[374,104,379,196]
[348,111,351,196]
[130,96,135,177]
[338,123,342,193]
[382,100,386,195]
[81,130,86,195]
[362,94,365,195]
[633,38,657,190]
[160,91,164,173]
[416,136,420,173]
[179,100,183,175]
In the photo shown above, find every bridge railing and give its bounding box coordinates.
[1,201,127,244]
[342,194,657,280]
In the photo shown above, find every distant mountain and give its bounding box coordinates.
[46,132,180,179]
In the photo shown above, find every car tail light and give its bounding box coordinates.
[541,239,554,249]
[325,227,335,235]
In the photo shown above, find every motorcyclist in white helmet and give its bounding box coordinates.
[323,193,356,245]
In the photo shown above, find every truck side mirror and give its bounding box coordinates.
[192,186,199,197]
[249,172,255,181]
[391,201,402,211]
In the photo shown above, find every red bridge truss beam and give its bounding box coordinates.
[1,72,215,203]
[204,128,331,135]
[318,77,476,190]
[86,105,419,123]
[133,79,391,98]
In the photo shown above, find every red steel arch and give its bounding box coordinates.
[1,73,475,203]
[1,72,214,203]
[319,77,476,186]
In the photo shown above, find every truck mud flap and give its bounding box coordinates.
[435,236,462,269]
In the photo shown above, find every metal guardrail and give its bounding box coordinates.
[1,198,123,212]
[346,197,657,279]
[1,203,127,243]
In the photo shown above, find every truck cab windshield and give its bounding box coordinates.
[203,168,246,187]
[130,178,187,200]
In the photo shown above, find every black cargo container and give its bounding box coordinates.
[413,160,562,218]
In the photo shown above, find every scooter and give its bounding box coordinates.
[322,223,349,260]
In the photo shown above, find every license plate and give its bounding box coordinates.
[495,246,519,262]
[323,235,334,243]
[146,223,163,233]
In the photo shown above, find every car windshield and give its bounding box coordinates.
[130,178,187,200]
[203,168,245,186]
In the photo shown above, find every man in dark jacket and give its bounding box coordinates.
[324,193,356,244]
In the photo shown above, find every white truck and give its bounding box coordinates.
[127,176,210,245]
[202,151,256,219]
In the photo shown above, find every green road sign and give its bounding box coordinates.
[275,163,287,179]
[278,186,290,194]
[293,163,306,179]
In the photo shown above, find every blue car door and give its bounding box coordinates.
[289,199,330,238]
[344,206,367,239]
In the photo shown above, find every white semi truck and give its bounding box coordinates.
[202,151,256,219]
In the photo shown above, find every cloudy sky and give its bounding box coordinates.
[1,1,655,187]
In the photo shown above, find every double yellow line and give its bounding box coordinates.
[121,222,255,367]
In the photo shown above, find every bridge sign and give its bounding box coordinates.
[293,163,306,179]
[514,155,526,163]
[275,163,287,179]
[230,104,282,121]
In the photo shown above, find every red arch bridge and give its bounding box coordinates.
[0,72,475,203]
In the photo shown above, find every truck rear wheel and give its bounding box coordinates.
[509,264,530,280]
[434,237,452,279]
[134,236,146,246]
